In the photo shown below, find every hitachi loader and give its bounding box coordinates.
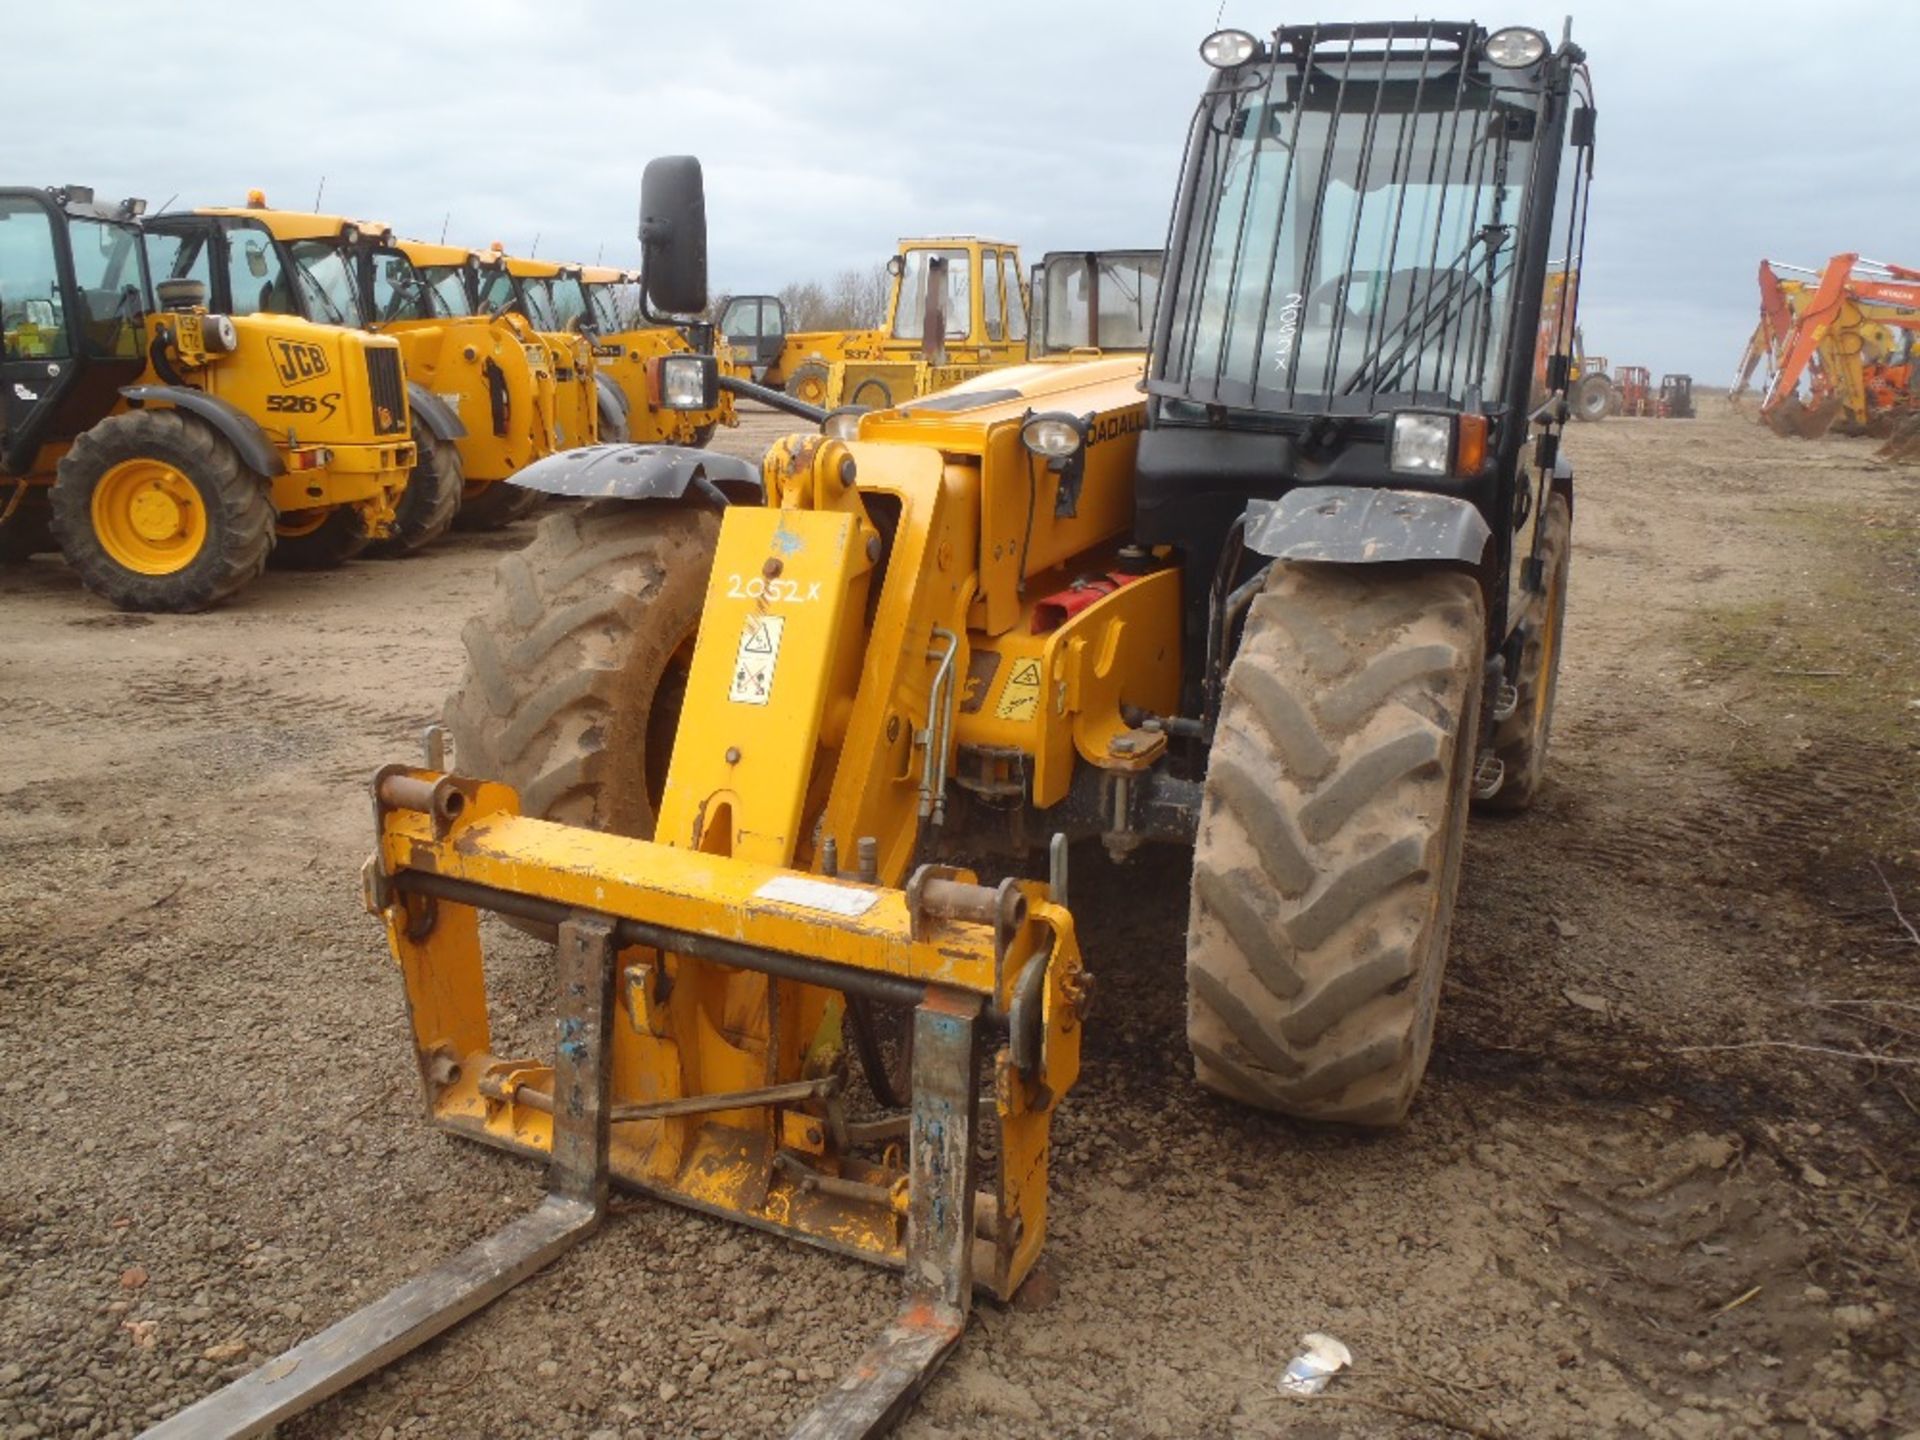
[146,20,1595,1436]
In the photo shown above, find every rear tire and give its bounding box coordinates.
[786,361,831,409]
[1569,374,1611,422]
[49,410,272,612]
[443,503,719,838]
[369,420,462,557]
[1480,494,1570,812]
[269,504,370,570]
[1185,565,1485,1126]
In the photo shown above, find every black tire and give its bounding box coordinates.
[444,502,719,839]
[269,504,371,570]
[1569,374,1611,422]
[1480,494,1570,813]
[786,361,832,408]
[0,486,55,564]
[368,420,463,557]
[1186,565,1485,1126]
[850,378,893,408]
[48,410,272,612]
[598,396,630,444]
[453,477,546,533]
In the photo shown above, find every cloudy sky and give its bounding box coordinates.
[10,0,1915,382]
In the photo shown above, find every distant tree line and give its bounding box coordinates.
[711,262,891,332]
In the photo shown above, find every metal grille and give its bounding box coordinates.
[1155,21,1550,417]
[364,346,407,435]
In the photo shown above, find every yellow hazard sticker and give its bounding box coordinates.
[729,614,784,705]
[994,657,1043,722]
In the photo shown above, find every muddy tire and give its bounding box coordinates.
[786,361,831,409]
[269,504,371,570]
[1570,374,1611,422]
[369,420,463,557]
[0,486,55,564]
[1185,565,1486,1126]
[453,477,546,533]
[49,409,272,612]
[444,502,719,840]
[1481,494,1570,812]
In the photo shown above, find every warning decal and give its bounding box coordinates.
[728,614,784,705]
[993,657,1043,722]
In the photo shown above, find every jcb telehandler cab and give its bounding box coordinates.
[152,19,1594,1438]
[1,186,413,609]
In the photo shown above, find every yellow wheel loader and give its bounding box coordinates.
[151,19,1596,1436]
[576,262,739,446]
[722,235,1030,410]
[1,186,412,610]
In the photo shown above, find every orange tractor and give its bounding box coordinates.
[1737,254,1920,438]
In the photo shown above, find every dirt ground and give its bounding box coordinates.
[3,403,1918,1439]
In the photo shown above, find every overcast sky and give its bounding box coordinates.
[9,0,1915,382]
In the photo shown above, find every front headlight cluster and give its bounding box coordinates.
[1389,411,1488,479]
[1019,413,1086,460]
[1484,26,1548,68]
[658,354,716,410]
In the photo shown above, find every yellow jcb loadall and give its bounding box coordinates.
[149,18,1595,1437]
[721,235,1030,410]
[0,185,413,608]
[568,262,741,446]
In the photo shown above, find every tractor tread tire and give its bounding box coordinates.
[1481,494,1570,812]
[1569,374,1611,423]
[1186,564,1485,1126]
[269,505,371,570]
[369,421,463,557]
[786,361,832,409]
[49,409,272,612]
[444,502,718,839]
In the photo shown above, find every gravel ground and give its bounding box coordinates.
[3,403,1917,1438]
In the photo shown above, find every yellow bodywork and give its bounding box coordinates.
[481,252,600,450]
[755,237,1031,408]
[369,356,1166,1293]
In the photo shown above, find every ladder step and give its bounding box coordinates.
[1471,751,1506,800]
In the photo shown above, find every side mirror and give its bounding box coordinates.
[245,242,269,279]
[886,255,905,279]
[638,156,707,315]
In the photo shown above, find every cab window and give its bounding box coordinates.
[222,222,291,317]
[146,228,215,302]
[67,217,146,356]
[285,239,363,327]
[891,248,971,342]
[1003,252,1027,342]
[548,278,590,330]
[421,265,473,318]
[371,249,431,323]
[0,198,69,359]
[980,249,1004,342]
[474,265,517,315]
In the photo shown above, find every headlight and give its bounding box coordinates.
[659,354,716,410]
[1020,413,1086,460]
[821,407,866,441]
[1199,28,1258,68]
[1389,412,1453,477]
[1484,27,1548,67]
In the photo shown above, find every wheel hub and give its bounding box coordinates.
[92,458,206,575]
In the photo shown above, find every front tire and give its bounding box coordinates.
[1569,374,1611,422]
[453,477,546,532]
[49,410,272,612]
[269,504,370,570]
[786,361,831,409]
[443,503,719,837]
[1185,565,1485,1126]
[369,420,463,557]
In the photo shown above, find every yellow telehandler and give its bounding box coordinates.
[1,186,412,607]
[569,262,739,446]
[148,18,1595,1437]
[722,235,1030,409]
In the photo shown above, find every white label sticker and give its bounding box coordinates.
[728,614,784,705]
[753,874,880,918]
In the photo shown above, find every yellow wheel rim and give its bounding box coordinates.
[91,458,207,576]
[790,372,827,406]
[276,508,329,538]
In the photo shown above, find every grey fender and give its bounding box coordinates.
[406,382,467,441]
[507,443,761,506]
[120,385,283,477]
[593,371,631,419]
[1243,486,1490,566]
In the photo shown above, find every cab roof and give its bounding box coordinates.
[193,205,391,244]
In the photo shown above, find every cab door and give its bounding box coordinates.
[718,295,787,375]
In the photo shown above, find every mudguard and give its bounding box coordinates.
[1243,485,1490,566]
[507,442,761,506]
[119,385,284,477]
[593,371,630,420]
[406,382,467,442]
